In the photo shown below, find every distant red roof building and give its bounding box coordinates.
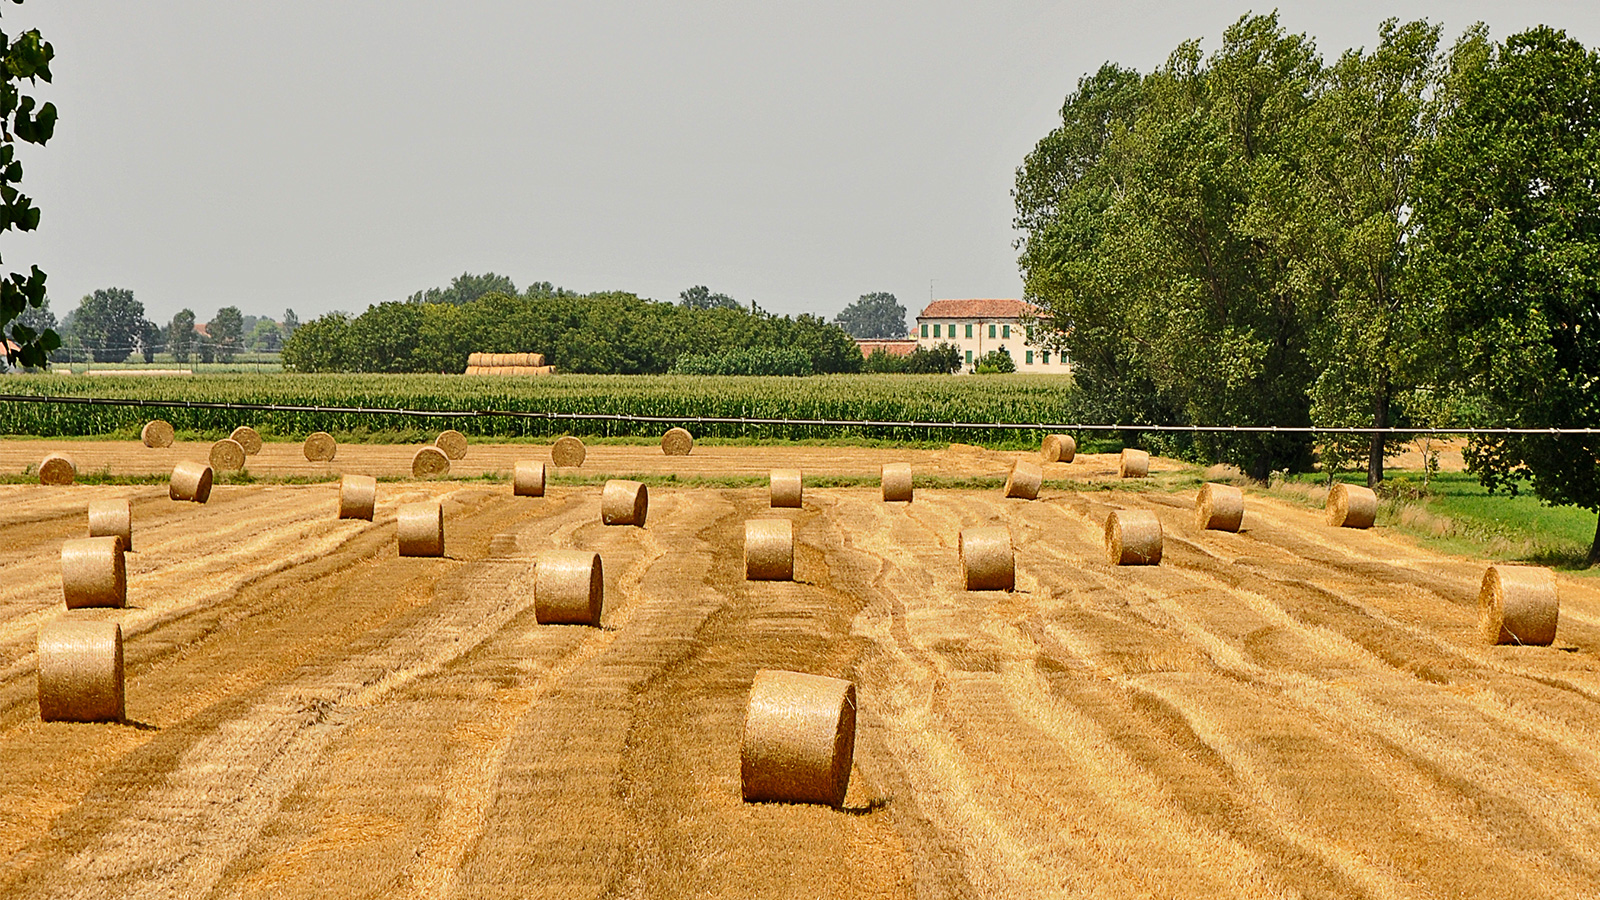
[917,298,1040,320]
[914,298,1069,374]
[855,339,917,358]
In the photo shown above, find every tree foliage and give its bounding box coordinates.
[678,285,742,310]
[833,292,908,339]
[408,271,517,306]
[168,309,196,364]
[0,2,56,369]
[209,306,244,362]
[72,287,151,363]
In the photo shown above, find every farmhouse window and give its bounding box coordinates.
[965,349,972,364]
[1026,350,1034,365]
[965,323,973,338]
[988,324,996,338]
[1002,324,1011,339]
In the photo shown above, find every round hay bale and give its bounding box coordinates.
[1479,564,1559,646]
[209,438,246,472]
[741,669,856,807]
[488,533,521,558]
[169,461,213,503]
[881,462,913,503]
[61,536,127,609]
[770,469,803,508]
[551,436,586,468]
[338,474,377,521]
[745,519,795,581]
[229,426,263,456]
[303,431,338,462]
[960,526,1014,591]
[1041,434,1077,463]
[87,499,133,552]
[514,460,546,497]
[1195,482,1244,532]
[140,419,175,448]
[1326,482,1378,529]
[412,446,451,478]
[661,427,694,456]
[435,429,469,460]
[467,352,484,367]
[1004,461,1043,500]
[1105,508,1162,566]
[38,453,77,485]
[1118,448,1150,479]
[397,501,444,557]
[38,620,124,723]
[601,479,648,526]
[535,549,604,625]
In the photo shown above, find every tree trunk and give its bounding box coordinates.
[1366,384,1390,489]
[1589,514,1600,569]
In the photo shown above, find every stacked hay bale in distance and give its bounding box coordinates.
[169,462,214,502]
[141,419,175,448]
[37,620,124,723]
[961,526,1014,591]
[551,436,586,468]
[1195,483,1245,532]
[881,463,913,502]
[535,550,604,625]
[412,446,450,477]
[1041,434,1076,463]
[303,431,337,462]
[435,430,469,460]
[87,499,133,551]
[741,669,857,807]
[1105,509,1163,566]
[745,519,795,581]
[397,501,444,557]
[38,453,77,485]
[514,461,546,497]
[1479,564,1559,646]
[601,479,647,526]
[209,438,246,472]
[229,426,263,456]
[661,427,694,456]
[338,475,377,520]
[770,469,803,508]
[1118,449,1149,479]
[1004,461,1043,500]
[1326,483,1378,529]
[61,536,127,609]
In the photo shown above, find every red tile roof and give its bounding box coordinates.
[855,339,918,358]
[917,298,1039,319]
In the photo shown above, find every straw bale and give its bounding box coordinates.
[467,352,484,367]
[1479,564,1559,646]
[488,533,521,558]
[397,501,444,557]
[961,526,1014,591]
[552,436,586,468]
[601,479,648,526]
[881,462,913,502]
[1004,461,1043,500]
[1195,482,1244,532]
[745,519,795,581]
[770,469,803,508]
[1326,483,1377,529]
[1041,434,1077,463]
[169,461,214,502]
[303,431,338,461]
[1118,449,1150,479]
[38,453,77,485]
[434,429,469,460]
[339,474,377,520]
[209,438,246,472]
[514,460,546,497]
[532,365,555,375]
[741,669,856,807]
[412,445,451,477]
[140,419,175,448]
[535,549,604,625]
[61,536,127,609]
[87,499,133,552]
[229,426,263,455]
[661,427,694,456]
[38,620,124,723]
[1105,508,1162,565]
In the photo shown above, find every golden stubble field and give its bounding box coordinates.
[1,440,1599,900]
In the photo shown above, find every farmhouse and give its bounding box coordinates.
[914,298,1069,374]
[853,338,917,358]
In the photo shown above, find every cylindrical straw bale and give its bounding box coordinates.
[1004,461,1043,500]
[61,536,127,609]
[169,461,213,503]
[141,419,175,448]
[1326,482,1378,529]
[488,533,521,558]
[338,474,377,520]
[745,519,795,581]
[1105,508,1163,566]
[303,431,337,462]
[468,352,484,367]
[661,427,694,456]
[514,460,546,497]
[551,436,586,468]
[397,501,444,557]
[961,526,1014,591]
[209,438,246,472]
[229,426,263,456]
[881,462,913,502]
[435,430,469,460]
[770,469,803,508]
[1041,434,1077,463]
[1195,482,1245,532]
[38,620,124,723]
[1118,448,1150,479]
[535,550,604,625]
[412,445,450,478]
[601,479,648,526]
[1479,564,1559,646]
[38,453,77,485]
[87,499,133,552]
[741,669,856,807]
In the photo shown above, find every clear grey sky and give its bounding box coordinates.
[9,2,1600,327]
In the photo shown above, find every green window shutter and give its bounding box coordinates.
[933,324,940,338]
[1026,350,1034,365]
[988,324,996,338]
[965,324,972,338]
[920,323,928,337]
[1002,324,1010,338]
[965,349,972,364]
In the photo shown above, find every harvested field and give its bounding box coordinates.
[1,442,1599,898]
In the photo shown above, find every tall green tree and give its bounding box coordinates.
[73,287,146,363]
[168,309,196,364]
[408,271,516,305]
[0,1,55,369]
[833,292,908,338]
[209,306,243,362]
[678,285,741,310]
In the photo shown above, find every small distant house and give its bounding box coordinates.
[854,338,918,358]
[914,298,1069,374]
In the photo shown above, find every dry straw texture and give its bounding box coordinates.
[468,351,546,368]
[411,445,451,477]
[488,533,521,558]
[229,426,263,455]
[1326,483,1378,529]
[140,419,175,448]
[1004,461,1043,500]
[514,460,546,497]
[61,536,127,609]
[397,501,444,557]
[601,479,648,526]
[435,430,469,460]
[745,519,795,581]
[881,462,913,502]
[169,461,213,503]
[741,669,857,807]
[1195,482,1245,532]
[770,469,803,508]
[338,475,377,521]
[961,526,1015,591]
[38,453,77,485]
[38,620,124,723]
[1479,564,1559,646]
[535,550,604,625]
[551,435,587,468]
[1041,434,1077,463]
[87,499,133,552]
[1118,449,1150,479]
[1105,509,1163,566]
[661,427,695,456]
[303,431,337,462]
[209,439,246,472]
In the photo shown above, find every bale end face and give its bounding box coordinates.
[339,475,377,520]
[1326,483,1378,528]
[961,526,1014,591]
[1041,434,1077,463]
[745,519,795,581]
[1004,461,1043,500]
[38,620,124,723]
[514,460,546,497]
[881,463,913,502]
[397,501,444,557]
[411,445,451,478]
[551,436,587,468]
[1118,449,1150,479]
[303,431,338,462]
[87,499,134,552]
[169,462,214,503]
[39,453,78,485]
[61,535,128,609]
[209,438,246,472]
[435,430,469,460]
[601,480,648,526]
[770,469,803,508]
[1195,482,1245,532]
[1479,564,1559,646]
[535,550,604,625]
[661,427,694,456]
[741,670,857,807]
[1106,509,1163,566]
[141,419,175,448]
[229,426,263,455]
